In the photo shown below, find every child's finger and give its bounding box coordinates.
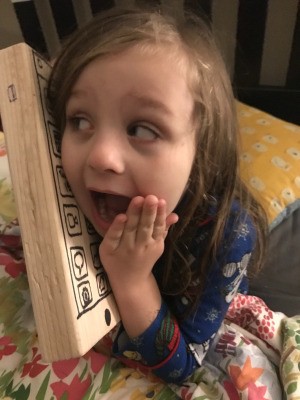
[135,195,158,243]
[152,199,167,240]
[102,213,127,251]
[122,196,144,244]
[163,212,179,239]
[166,213,179,230]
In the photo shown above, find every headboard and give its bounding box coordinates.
[1,0,299,124]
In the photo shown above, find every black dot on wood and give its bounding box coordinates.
[105,308,111,326]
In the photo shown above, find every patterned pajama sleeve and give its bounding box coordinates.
[112,204,257,383]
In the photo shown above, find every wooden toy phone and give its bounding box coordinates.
[0,43,120,362]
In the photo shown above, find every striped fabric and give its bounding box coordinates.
[1,0,299,89]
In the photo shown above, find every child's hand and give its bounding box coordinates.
[99,195,178,288]
[99,195,178,336]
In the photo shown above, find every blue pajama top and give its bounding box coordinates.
[112,201,256,383]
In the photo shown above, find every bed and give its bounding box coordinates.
[0,1,300,399]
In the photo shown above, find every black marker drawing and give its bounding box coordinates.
[56,166,73,197]
[7,84,17,102]
[105,309,111,326]
[70,246,88,281]
[78,281,93,309]
[32,49,115,319]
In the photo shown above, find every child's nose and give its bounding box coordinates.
[87,134,125,174]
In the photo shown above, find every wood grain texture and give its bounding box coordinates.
[0,43,120,362]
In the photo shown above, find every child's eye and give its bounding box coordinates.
[68,116,92,131]
[128,125,158,141]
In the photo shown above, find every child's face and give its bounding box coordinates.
[62,46,196,236]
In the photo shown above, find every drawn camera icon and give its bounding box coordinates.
[78,281,93,309]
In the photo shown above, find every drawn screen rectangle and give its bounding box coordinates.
[0,43,120,362]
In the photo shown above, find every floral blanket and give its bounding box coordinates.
[0,232,300,400]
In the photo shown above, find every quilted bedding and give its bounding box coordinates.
[0,230,300,400]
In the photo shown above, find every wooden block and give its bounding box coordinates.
[0,43,120,362]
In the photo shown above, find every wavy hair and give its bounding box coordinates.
[47,7,268,315]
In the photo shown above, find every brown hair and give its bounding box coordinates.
[47,7,268,315]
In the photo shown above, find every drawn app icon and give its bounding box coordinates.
[70,246,88,281]
[63,204,82,236]
[90,242,101,270]
[33,53,45,74]
[48,121,61,156]
[85,218,98,235]
[96,273,109,297]
[56,166,73,197]
[78,281,93,309]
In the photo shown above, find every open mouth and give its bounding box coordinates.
[91,191,131,222]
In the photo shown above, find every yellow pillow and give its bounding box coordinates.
[238,102,300,229]
[0,131,18,234]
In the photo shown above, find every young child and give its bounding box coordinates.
[47,7,268,384]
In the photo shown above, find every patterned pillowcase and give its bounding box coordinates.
[1,103,300,233]
[238,102,300,230]
[0,131,19,235]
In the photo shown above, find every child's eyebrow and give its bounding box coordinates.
[67,89,87,101]
[66,89,174,117]
[128,92,174,117]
